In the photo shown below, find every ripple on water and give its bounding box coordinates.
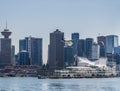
[0,78,120,91]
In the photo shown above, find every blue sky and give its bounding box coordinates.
[0,0,120,63]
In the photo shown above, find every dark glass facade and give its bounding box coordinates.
[19,51,30,65]
[85,38,94,58]
[106,35,118,54]
[49,29,64,69]
[19,39,27,51]
[19,37,42,66]
[77,39,85,57]
[64,46,74,66]
[71,33,79,55]
[0,28,12,66]
[71,33,79,40]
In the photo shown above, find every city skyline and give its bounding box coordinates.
[0,0,120,63]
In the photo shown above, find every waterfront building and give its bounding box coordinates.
[54,57,117,78]
[19,50,30,65]
[19,37,43,66]
[106,35,118,54]
[49,29,64,69]
[0,26,12,66]
[77,39,85,57]
[91,43,100,60]
[85,38,94,59]
[77,57,107,67]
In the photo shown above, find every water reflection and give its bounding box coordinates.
[0,78,120,91]
[102,87,116,91]
[49,83,65,89]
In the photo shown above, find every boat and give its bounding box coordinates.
[38,75,47,79]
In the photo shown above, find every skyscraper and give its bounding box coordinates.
[71,33,79,40]
[97,36,106,45]
[49,29,64,69]
[85,38,94,59]
[47,45,50,65]
[106,35,118,54]
[91,43,100,60]
[71,33,79,55]
[11,45,15,65]
[64,44,74,66]
[19,36,43,66]
[114,46,120,64]
[99,41,106,57]
[31,38,42,65]
[19,50,30,65]
[0,27,12,66]
[77,39,85,57]
[19,39,27,51]
[97,36,106,57]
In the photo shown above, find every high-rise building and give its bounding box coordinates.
[91,43,100,60]
[114,46,120,55]
[31,38,42,66]
[64,45,74,66]
[106,35,118,54]
[47,45,50,65]
[99,41,106,57]
[114,46,120,64]
[19,39,27,51]
[85,38,94,59]
[49,29,64,69]
[18,50,30,65]
[71,33,79,55]
[71,33,79,40]
[97,36,106,45]
[19,36,43,66]
[11,45,15,65]
[0,27,12,66]
[15,54,19,65]
[97,36,106,57]
[77,39,85,57]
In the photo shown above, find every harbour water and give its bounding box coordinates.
[0,77,120,91]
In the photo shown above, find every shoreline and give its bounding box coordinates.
[38,75,120,79]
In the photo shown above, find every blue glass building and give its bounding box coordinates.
[114,46,120,64]
[85,38,94,59]
[19,50,30,65]
[71,33,79,40]
[64,46,74,66]
[77,39,85,57]
[19,37,42,66]
[106,35,118,54]
[71,33,79,55]
[19,39,27,51]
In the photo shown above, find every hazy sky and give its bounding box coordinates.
[0,0,120,63]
